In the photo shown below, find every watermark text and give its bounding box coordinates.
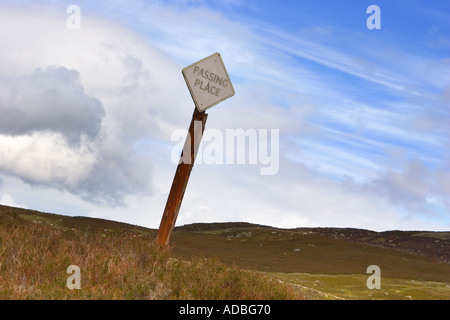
[171,124,280,176]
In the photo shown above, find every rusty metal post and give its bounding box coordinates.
[156,107,208,247]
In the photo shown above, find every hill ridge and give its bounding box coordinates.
[1,204,449,265]
[1,204,449,299]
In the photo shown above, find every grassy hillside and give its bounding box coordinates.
[171,223,450,299]
[172,223,450,281]
[0,205,300,300]
[1,204,449,300]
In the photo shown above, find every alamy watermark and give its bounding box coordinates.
[367,5,381,30]
[366,265,381,289]
[66,265,81,290]
[66,5,81,30]
[63,264,382,292]
[171,122,280,176]
[65,5,380,31]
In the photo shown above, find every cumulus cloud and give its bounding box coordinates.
[76,143,154,206]
[0,6,168,207]
[0,66,104,144]
[0,132,96,187]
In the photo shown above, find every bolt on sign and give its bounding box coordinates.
[182,52,235,112]
[156,53,235,247]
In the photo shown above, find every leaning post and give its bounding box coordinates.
[156,52,235,247]
[156,107,208,246]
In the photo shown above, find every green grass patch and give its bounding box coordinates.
[269,272,450,300]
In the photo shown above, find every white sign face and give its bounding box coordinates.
[182,52,235,112]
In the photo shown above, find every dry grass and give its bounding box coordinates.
[0,209,302,300]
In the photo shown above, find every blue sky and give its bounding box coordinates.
[0,0,449,231]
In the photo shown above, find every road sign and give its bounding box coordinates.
[182,52,235,112]
[156,53,235,247]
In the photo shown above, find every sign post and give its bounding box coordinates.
[156,53,235,247]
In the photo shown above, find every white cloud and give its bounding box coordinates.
[0,66,104,144]
[0,193,25,209]
[0,5,182,206]
[0,132,96,187]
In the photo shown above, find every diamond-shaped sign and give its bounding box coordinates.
[182,52,235,112]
